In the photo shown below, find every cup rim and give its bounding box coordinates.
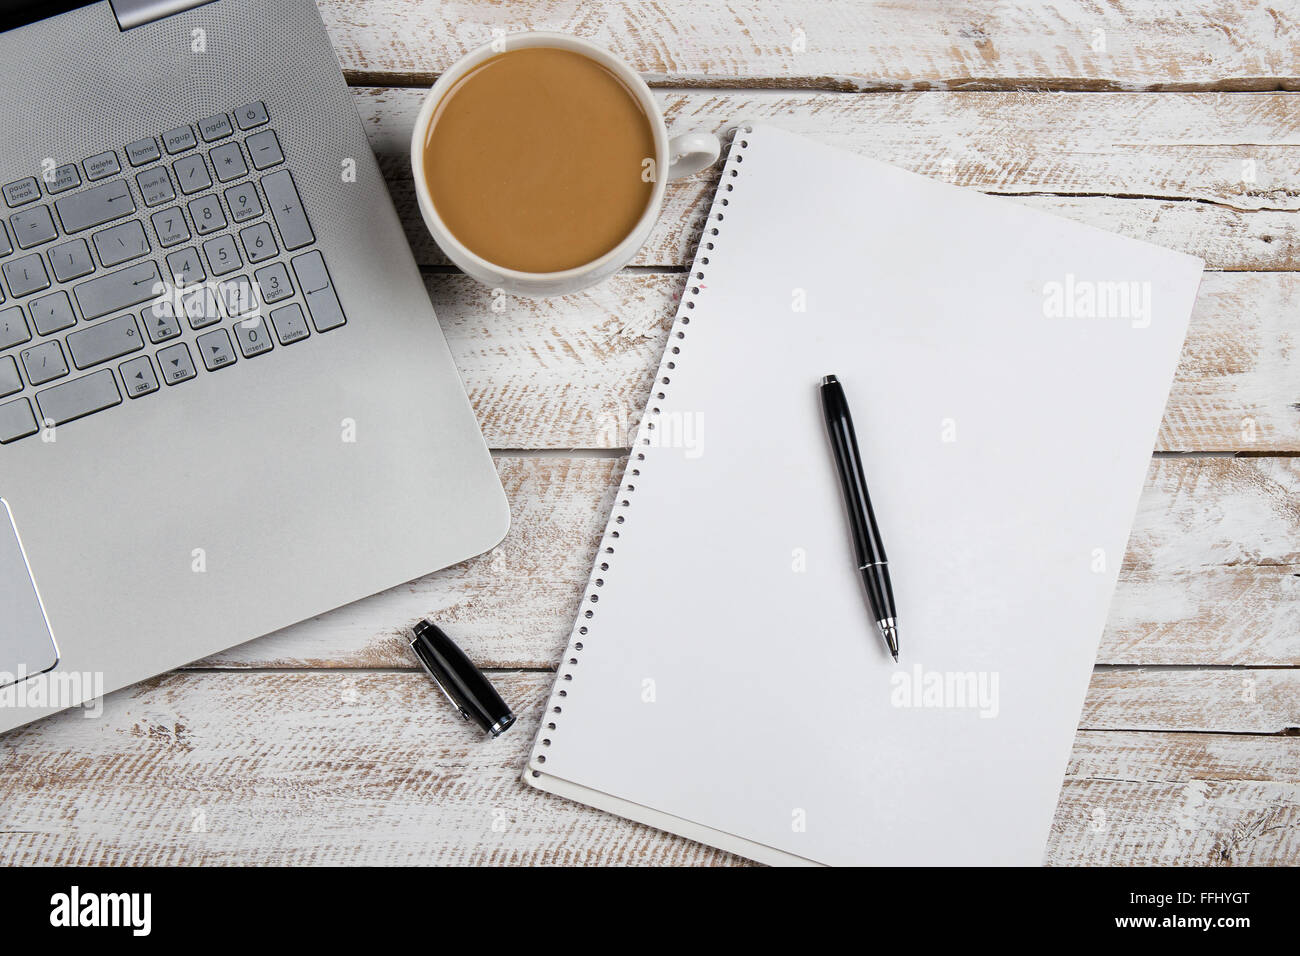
[409,31,670,284]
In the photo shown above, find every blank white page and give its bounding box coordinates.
[528,124,1202,866]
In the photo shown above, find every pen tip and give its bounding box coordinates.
[892,652,899,663]
[821,373,838,387]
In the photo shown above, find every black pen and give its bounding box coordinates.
[819,374,900,661]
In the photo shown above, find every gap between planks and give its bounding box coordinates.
[343,73,1300,93]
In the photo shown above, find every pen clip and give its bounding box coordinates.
[410,636,472,722]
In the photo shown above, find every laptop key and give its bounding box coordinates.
[234,101,268,131]
[233,314,273,358]
[3,253,50,297]
[67,314,143,370]
[269,303,310,345]
[21,340,69,386]
[136,166,175,207]
[73,261,161,321]
[162,125,197,154]
[224,182,262,224]
[11,206,57,249]
[0,355,20,396]
[218,275,257,317]
[174,155,211,195]
[292,251,345,332]
[125,137,161,166]
[240,222,277,263]
[210,142,248,183]
[141,302,182,343]
[54,179,134,233]
[0,398,37,443]
[119,355,159,397]
[36,369,120,426]
[93,220,150,268]
[0,307,31,350]
[157,343,196,384]
[182,286,220,329]
[198,113,234,142]
[197,328,237,371]
[262,170,313,250]
[28,291,75,336]
[83,151,121,181]
[254,262,292,303]
[3,178,40,207]
[43,165,79,195]
[151,207,190,247]
[44,164,81,195]
[187,195,225,235]
[165,247,205,285]
[203,234,241,276]
[0,222,11,257]
[49,238,94,282]
[246,129,284,170]
[306,287,348,335]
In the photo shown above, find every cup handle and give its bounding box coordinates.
[666,132,721,179]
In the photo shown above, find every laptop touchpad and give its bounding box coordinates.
[0,500,58,690]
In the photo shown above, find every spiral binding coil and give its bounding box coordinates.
[529,125,757,776]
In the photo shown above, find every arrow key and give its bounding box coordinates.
[157,343,196,385]
[119,355,158,398]
[196,328,236,371]
[141,301,182,343]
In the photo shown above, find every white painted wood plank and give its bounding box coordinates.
[321,1,1300,90]
[407,272,1300,452]
[1082,669,1300,733]
[359,88,1300,269]
[1,672,1296,866]
[1067,729,1300,782]
[1050,777,1300,865]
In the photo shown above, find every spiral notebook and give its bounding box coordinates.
[525,123,1203,866]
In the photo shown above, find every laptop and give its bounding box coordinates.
[0,0,510,731]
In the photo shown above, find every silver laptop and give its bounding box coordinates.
[0,0,509,731]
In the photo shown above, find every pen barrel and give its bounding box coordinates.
[820,383,889,569]
[859,561,897,626]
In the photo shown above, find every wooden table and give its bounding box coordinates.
[2,1,1297,866]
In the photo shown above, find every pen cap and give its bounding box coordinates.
[410,620,516,737]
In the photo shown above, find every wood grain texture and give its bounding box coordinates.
[411,272,1300,453]
[360,88,1300,271]
[6,1,1298,870]
[1082,669,1300,733]
[320,1,1300,90]
[1,672,1296,866]
[193,457,1299,670]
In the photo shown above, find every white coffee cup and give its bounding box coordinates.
[410,32,720,297]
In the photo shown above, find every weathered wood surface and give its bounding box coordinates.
[411,272,1300,453]
[0,672,1295,866]
[360,89,1300,271]
[192,456,1299,670]
[320,1,1300,90]
[4,1,1299,868]
[1053,735,1300,865]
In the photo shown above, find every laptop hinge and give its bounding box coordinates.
[109,0,216,30]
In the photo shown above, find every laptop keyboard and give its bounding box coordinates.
[0,101,347,444]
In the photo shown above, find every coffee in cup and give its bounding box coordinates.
[422,46,656,274]
[411,33,721,296]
